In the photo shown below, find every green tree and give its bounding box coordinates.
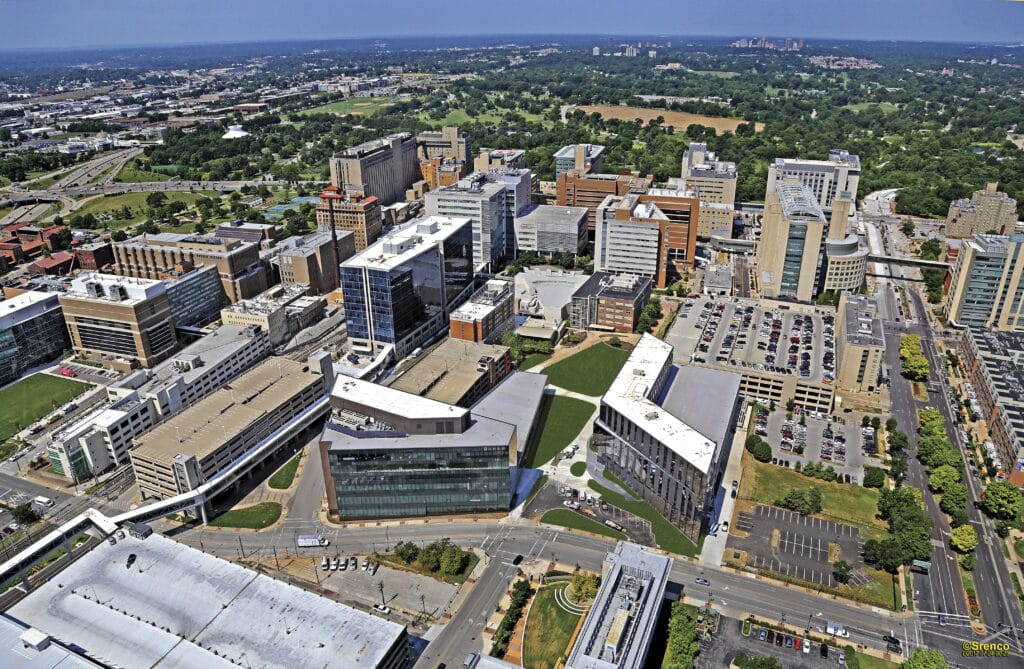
[901,220,915,236]
[863,467,886,488]
[569,572,601,602]
[833,560,852,584]
[886,418,899,433]
[146,191,168,208]
[901,647,949,669]
[664,601,699,669]
[928,465,961,493]
[939,482,968,516]
[439,545,466,576]
[950,524,978,553]
[745,435,772,463]
[11,503,39,525]
[981,480,1023,520]
[394,541,419,564]
[111,229,128,242]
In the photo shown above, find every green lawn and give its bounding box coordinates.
[1015,537,1024,561]
[570,461,586,477]
[525,395,595,468]
[853,651,899,669]
[209,502,282,529]
[542,344,630,396]
[73,191,215,227]
[540,509,625,540]
[691,70,739,78]
[114,166,172,183]
[519,353,551,371]
[522,584,587,669]
[843,102,899,114]
[588,480,699,557]
[0,374,89,442]
[739,452,886,536]
[297,96,401,117]
[267,453,300,490]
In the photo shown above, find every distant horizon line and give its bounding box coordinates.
[2,32,1023,54]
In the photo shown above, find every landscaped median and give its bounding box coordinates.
[587,479,699,557]
[539,509,626,540]
[521,582,589,669]
[267,452,301,490]
[208,501,282,530]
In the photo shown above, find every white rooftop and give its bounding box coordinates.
[602,334,717,474]
[8,532,407,669]
[66,273,166,304]
[342,216,472,272]
[331,375,469,421]
[0,291,61,330]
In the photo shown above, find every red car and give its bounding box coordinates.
[59,367,77,378]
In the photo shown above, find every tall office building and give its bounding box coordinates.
[514,205,588,256]
[554,144,604,178]
[945,182,1018,238]
[595,334,741,541]
[416,126,472,165]
[267,229,352,295]
[680,142,738,239]
[594,188,699,288]
[112,233,267,303]
[756,184,854,301]
[340,216,474,358]
[835,293,885,394]
[425,171,530,268]
[556,170,652,232]
[945,233,1024,330]
[60,273,178,368]
[328,132,418,205]
[316,186,383,251]
[766,150,860,212]
[0,292,69,386]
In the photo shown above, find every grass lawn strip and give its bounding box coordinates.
[587,480,699,557]
[0,374,90,442]
[519,353,551,371]
[209,501,282,529]
[522,584,586,669]
[541,344,630,396]
[375,550,479,585]
[539,509,625,540]
[525,395,595,468]
[267,453,301,489]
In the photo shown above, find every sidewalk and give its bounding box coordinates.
[700,404,752,566]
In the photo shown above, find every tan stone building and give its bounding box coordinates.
[220,283,324,346]
[945,182,1018,238]
[835,293,885,394]
[680,142,738,239]
[315,187,382,251]
[328,132,418,205]
[944,233,1024,331]
[113,233,267,303]
[59,273,178,368]
[271,230,353,295]
[474,148,526,173]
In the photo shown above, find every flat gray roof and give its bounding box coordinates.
[661,364,741,452]
[472,371,549,457]
[323,412,515,453]
[8,533,407,669]
[0,614,101,668]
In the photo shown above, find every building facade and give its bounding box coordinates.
[765,150,860,212]
[270,230,351,295]
[836,293,885,394]
[424,173,509,269]
[554,144,604,178]
[556,171,652,232]
[340,217,474,358]
[220,283,324,346]
[315,187,382,252]
[945,182,1018,238]
[449,279,515,344]
[570,272,652,333]
[960,328,1024,477]
[416,126,472,165]
[328,132,418,205]
[0,291,69,386]
[163,264,225,328]
[513,205,588,256]
[680,142,738,239]
[60,274,177,368]
[945,233,1024,331]
[474,148,527,173]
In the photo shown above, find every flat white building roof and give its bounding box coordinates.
[603,334,717,473]
[332,375,469,422]
[0,291,60,330]
[66,273,166,304]
[342,216,471,272]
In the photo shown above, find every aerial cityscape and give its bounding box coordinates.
[0,3,1023,668]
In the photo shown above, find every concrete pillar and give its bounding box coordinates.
[198,501,209,525]
[63,535,73,560]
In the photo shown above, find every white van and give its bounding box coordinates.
[33,496,54,508]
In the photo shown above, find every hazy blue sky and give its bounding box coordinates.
[2,0,1024,49]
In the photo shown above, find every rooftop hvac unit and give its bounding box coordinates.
[86,281,105,298]
[109,284,128,301]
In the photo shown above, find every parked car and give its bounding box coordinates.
[695,577,710,586]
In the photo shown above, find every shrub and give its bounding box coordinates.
[863,467,886,488]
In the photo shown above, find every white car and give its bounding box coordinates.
[321,556,329,570]
[331,557,339,571]
[373,604,390,614]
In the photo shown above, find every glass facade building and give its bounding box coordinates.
[326,440,511,520]
[0,293,69,386]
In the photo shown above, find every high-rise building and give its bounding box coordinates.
[766,150,860,212]
[131,354,332,500]
[315,186,383,251]
[340,216,474,358]
[570,272,652,333]
[945,182,1018,238]
[680,142,738,239]
[60,273,177,368]
[0,291,68,386]
[514,204,588,256]
[161,264,225,328]
[425,171,530,268]
[416,126,472,165]
[565,542,672,669]
[756,184,854,301]
[112,233,267,303]
[945,233,1024,330]
[328,132,418,205]
[835,293,885,394]
[220,283,325,347]
[594,334,741,541]
[474,148,527,173]
[449,279,515,344]
[594,188,699,288]
[267,229,352,295]
[553,144,604,178]
[556,170,652,232]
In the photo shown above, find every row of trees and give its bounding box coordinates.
[635,298,664,334]
[898,334,930,382]
[491,579,534,659]
[662,601,700,669]
[392,538,468,578]
[917,239,946,304]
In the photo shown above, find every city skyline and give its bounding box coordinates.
[2,0,1024,50]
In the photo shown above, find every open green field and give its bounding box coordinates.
[519,353,551,371]
[525,395,595,468]
[114,165,172,183]
[73,191,215,227]
[0,374,89,442]
[738,452,886,536]
[539,509,625,540]
[691,70,740,78]
[542,344,630,396]
[588,480,699,557]
[209,501,282,529]
[843,102,899,114]
[852,652,899,669]
[522,584,587,669]
[298,96,401,117]
[268,453,301,490]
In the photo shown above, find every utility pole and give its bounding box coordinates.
[377,580,386,606]
[238,536,245,560]
[273,546,280,572]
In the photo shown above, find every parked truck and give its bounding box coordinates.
[296,534,329,548]
[826,621,850,638]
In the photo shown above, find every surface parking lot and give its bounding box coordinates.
[665,296,836,383]
[754,407,879,482]
[697,615,847,669]
[728,505,866,589]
